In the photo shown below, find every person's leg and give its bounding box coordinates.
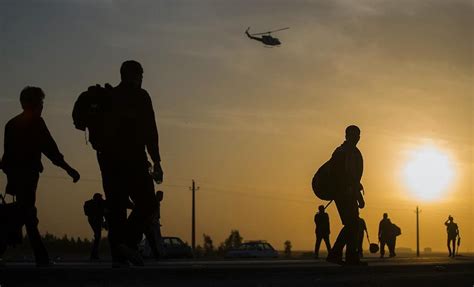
[23,207,49,265]
[15,173,49,266]
[155,224,164,258]
[105,196,127,262]
[390,237,397,257]
[89,218,101,260]
[344,218,360,263]
[380,240,386,258]
[447,238,452,256]
[451,239,456,257]
[327,226,347,266]
[126,169,157,250]
[336,198,359,264]
[358,233,364,258]
[328,200,351,261]
[315,235,322,258]
[323,235,331,254]
[98,153,128,264]
[144,227,159,259]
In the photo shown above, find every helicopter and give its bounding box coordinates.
[245,27,289,47]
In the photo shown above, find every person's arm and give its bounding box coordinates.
[40,118,80,182]
[143,93,163,183]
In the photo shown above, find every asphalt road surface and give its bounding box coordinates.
[0,256,473,287]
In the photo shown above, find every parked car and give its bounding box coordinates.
[225,241,279,258]
[139,236,193,259]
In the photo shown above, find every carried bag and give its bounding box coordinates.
[312,160,336,200]
[366,232,379,254]
[83,199,95,217]
[392,224,402,237]
[72,84,113,150]
[0,194,23,247]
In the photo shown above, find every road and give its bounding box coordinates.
[0,256,473,286]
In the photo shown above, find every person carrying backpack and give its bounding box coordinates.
[378,213,400,258]
[325,125,366,266]
[84,193,106,260]
[74,61,164,267]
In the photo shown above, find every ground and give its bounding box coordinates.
[0,255,473,287]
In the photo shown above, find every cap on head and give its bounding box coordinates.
[449,215,453,220]
[20,86,44,110]
[93,193,103,200]
[383,213,388,219]
[318,205,325,212]
[120,60,143,81]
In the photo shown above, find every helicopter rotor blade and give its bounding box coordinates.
[270,27,290,33]
[250,27,289,36]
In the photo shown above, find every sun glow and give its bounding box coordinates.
[402,145,455,201]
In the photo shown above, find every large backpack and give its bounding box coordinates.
[312,160,336,200]
[72,84,112,150]
[83,199,95,217]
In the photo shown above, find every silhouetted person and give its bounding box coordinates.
[84,193,106,260]
[97,61,163,267]
[144,190,164,259]
[357,217,368,258]
[326,125,366,266]
[445,215,459,257]
[1,87,80,267]
[378,213,396,258]
[314,205,331,258]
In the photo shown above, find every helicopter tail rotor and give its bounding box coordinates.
[245,27,251,37]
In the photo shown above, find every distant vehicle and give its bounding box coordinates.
[139,236,193,259]
[225,241,279,258]
[245,27,289,47]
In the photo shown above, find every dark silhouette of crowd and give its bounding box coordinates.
[0,61,164,268]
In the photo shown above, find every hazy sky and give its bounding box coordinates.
[0,0,472,252]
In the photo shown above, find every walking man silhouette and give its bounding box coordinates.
[445,215,459,258]
[326,125,366,266]
[97,61,163,267]
[378,213,395,258]
[314,205,331,258]
[1,86,80,267]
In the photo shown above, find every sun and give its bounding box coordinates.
[402,145,455,201]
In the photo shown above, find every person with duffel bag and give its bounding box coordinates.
[312,125,366,266]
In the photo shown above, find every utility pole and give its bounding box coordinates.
[190,180,199,251]
[415,206,422,257]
